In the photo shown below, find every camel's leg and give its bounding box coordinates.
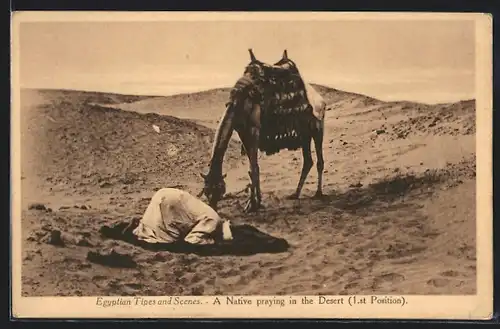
[287,136,313,199]
[312,122,325,199]
[245,129,262,212]
[238,128,262,213]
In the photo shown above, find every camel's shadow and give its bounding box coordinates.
[99,221,290,257]
[222,171,444,221]
[318,171,442,213]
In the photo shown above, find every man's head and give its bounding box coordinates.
[198,172,227,210]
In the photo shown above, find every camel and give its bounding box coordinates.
[198,49,327,213]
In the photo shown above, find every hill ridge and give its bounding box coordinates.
[21,84,475,108]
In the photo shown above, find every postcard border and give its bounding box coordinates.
[10,11,494,320]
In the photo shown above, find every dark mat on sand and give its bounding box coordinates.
[99,219,290,256]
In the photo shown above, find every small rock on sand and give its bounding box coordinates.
[99,182,112,188]
[76,237,94,247]
[87,249,137,268]
[427,278,450,288]
[28,203,47,211]
[44,230,65,247]
[190,285,205,296]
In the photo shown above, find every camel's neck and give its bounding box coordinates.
[208,104,235,177]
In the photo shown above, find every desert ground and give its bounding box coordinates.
[19,84,476,296]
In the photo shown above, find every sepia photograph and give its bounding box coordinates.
[11,12,492,319]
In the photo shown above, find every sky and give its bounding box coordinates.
[19,19,475,103]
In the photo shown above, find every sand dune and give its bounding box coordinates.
[20,84,476,296]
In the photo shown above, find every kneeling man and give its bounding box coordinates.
[132,188,233,245]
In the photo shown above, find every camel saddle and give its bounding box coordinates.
[252,61,316,155]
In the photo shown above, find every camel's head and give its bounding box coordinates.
[198,172,227,210]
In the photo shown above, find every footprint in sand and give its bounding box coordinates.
[224,268,262,286]
[372,272,405,289]
[238,264,252,272]
[440,270,460,277]
[178,273,196,285]
[246,268,264,282]
[219,267,241,279]
[427,278,450,288]
[121,283,143,296]
[204,277,217,285]
[91,275,110,288]
[124,283,143,290]
[188,273,204,284]
[144,253,166,263]
[61,257,92,272]
[92,275,107,281]
[389,256,418,265]
[342,225,360,237]
[380,272,405,282]
[267,265,285,278]
[343,281,360,290]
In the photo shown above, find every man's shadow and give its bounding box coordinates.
[99,219,290,257]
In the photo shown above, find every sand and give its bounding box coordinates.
[19,85,476,296]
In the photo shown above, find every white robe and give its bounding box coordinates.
[133,188,232,245]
